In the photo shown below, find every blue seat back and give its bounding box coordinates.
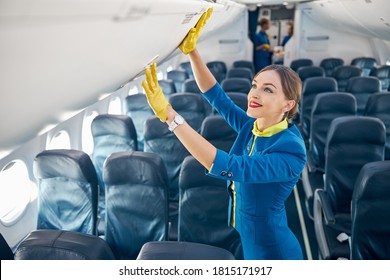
[320,58,344,77]
[104,151,169,259]
[159,79,176,95]
[351,57,377,76]
[182,78,201,94]
[179,61,194,79]
[290,58,313,72]
[351,161,390,260]
[346,76,380,114]
[227,92,248,111]
[206,61,227,80]
[168,93,206,131]
[370,65,390,91]
[233,60,255,75]
[227,68,253,82]
[332,65,362,92]
[310,92,356,171]
[178,156,243,259]
[167,70,189,92]
[364,93,390,160]
[201,115,237,153]
[221,78,252,94]
[325,116,385,214]
[300,77,338,139]
[297,66,325,82]
[91,114,137,196]
[124,94,153,151]
[33,149,98,235]
[144,116,189,200]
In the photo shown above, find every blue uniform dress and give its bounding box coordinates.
[203,82,306,260]
[254,31,271,72]
[281,35,291,47]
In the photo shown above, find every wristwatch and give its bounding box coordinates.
[168,115,185,132]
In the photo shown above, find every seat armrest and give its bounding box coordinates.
[306,152,317,173]
[316,190,335,225]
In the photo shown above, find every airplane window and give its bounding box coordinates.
[167,65,173,72]
[129,86,139,95]
[157,71,164,80]
[46,130,71,150]
[108,97,122,114]
[82,111,98,155]
[0,160,33,225]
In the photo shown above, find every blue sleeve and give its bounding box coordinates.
[207,142,306,184]
[202,82,252,133]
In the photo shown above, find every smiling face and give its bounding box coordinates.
[247,70,296,126]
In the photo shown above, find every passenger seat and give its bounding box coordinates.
[103,151,169,260]
[33,149,98,235]
[346,76,380,114]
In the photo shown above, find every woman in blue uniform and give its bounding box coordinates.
[142,9,306,260]
[254,18,272,72]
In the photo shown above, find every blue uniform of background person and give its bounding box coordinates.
[202,82,306,260]
[254,31,271,72]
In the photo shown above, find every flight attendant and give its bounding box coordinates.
[142,8,306,260]
[254,18,272,72]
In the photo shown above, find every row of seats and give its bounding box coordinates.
[31,149,242,259]
[291,57,389,91]
[2,230,234,260]
[294,77,388,145]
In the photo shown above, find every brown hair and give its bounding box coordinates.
[258,18,270,28]
[257,64,302,119]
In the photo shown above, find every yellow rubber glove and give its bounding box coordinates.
[179,7,213,54]
[263,44,271,50]
[142,63,170,122]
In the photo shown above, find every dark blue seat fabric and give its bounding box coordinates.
[233,60,255,75]
[159,79,176,95]
[0,233,13,260]
[103,151,169,260]
[167,70,189,93]
[168,93,206,131]
[33,149,98,235]
[313,116,385,259]
[332,65,362,92]
[137,241,235,260]
[300,77,338,140]
[303,93,356,219]
[346,76,380,115]
[181,80,212,115]
[182,78,201,93]
[221,78,252,94]
[144,116,189,201]
[227,68,253,82]
[209,67,225,83]
[290,58,313,72]
[206,61,227,80]
[14,230,115,260]
[297,66,325,82]
[370,65,390,91]
[320,58,344,77]
[364,93,390,160]
[200,115,238,153]
[180,61,194,79]
[309,92,357,172]
[91,114,137,195]
[124,94,153,151]
[227,92,248,111]
[351,161,390,260]
[351,57,377,77]
[178,156,243,259]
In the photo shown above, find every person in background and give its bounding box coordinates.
[281,22,293,47]
[142,9,306,260]
[254,18,272,72]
